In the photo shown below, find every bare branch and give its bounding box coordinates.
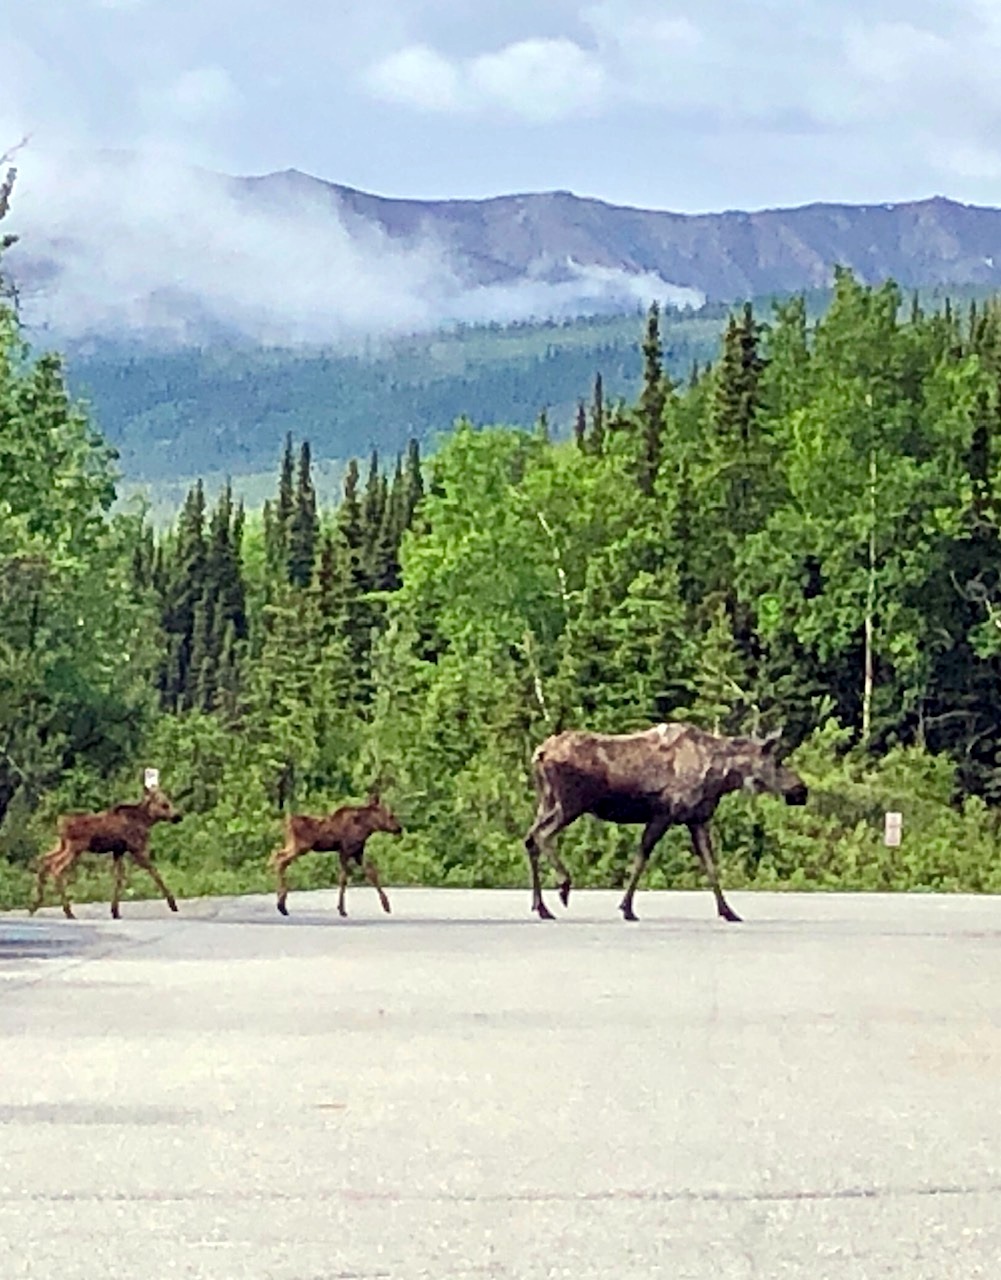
[534,509,570,606]
[0,136,29,224]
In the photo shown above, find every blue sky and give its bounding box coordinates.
[7,0,1001,212]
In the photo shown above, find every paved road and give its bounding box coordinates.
[2,888,1000,1279]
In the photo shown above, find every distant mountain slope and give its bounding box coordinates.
[9,153,1001,344]
[230,172,1001,298]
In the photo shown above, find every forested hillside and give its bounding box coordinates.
[5,251,1001,912]
[62,309,726,485]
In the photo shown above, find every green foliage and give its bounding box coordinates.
[8,278,1001,912]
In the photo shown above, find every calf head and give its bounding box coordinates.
[741,731,808,806]
[366,791,403,836]
[143,786,184,824]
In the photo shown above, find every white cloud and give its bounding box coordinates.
[8,151,455,344]
[366,36,606,121]
[365,44,462,112]
[469,39,607,121]
[933,141,1001,182]
[451,258,703,326]
[159,66,241,124]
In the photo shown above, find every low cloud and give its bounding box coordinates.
[446,260,704,326]
[7,150,453,344]
[4,148,697,346]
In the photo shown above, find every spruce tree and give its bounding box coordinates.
[160,480,207,707]
[574,400,587,450]
[206,483,247,641]
[590,372,605,455]
[265,433,296,580]
[288,439,319,588]
[637,303,671,494]
[401,438,425,532]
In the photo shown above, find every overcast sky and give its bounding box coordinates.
[7,0,1001,213]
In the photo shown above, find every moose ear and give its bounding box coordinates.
[761,728,783,754]
[367,789,381,805]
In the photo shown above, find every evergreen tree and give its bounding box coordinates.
[265,433,296,581]
[206,483,247,641]
[403,438,425,525]
[160,480,208,707]
[287,439,319,588]
[337,458,364,563]
[590,372,605,455]
[574,400,587,450]
[637,303,670,494]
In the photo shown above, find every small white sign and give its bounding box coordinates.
[144,767,160,790]
[884,811,903,847]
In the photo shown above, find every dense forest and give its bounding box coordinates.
[61,310,726,485]
[4,163,1001,907]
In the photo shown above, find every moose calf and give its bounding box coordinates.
[271,793,402,918]
[30,785,183,920]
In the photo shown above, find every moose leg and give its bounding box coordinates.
[524,804,573,919]
[363,858,391,914]
[337,855,350,917]
[129,850,179,914]
[689,823,741,923]
[29,845,62,915]
[273,845,306,916]
[110,854,127,920]
[52,850,79,920]
[619,817,670,922]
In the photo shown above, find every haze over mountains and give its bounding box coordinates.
[8,152,1001,347]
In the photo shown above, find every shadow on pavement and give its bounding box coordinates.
[0,920,98,962]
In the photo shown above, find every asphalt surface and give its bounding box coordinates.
[2,887,1000,1279]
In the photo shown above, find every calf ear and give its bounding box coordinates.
[762,728,783,754]
[367,789,381,805]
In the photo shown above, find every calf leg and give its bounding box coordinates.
[273,844,306,916]
[52,850,80,920]
[129,849,179,914]
[110,854,126,920]
[337,856,350,917]
[619,816,670,922]
[690,823,741,923]
[29,843,63,915]
[363,858,391,914]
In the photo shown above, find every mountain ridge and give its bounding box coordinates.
[8,152,1001,343]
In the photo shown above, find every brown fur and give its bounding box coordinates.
[30,787,183,920]
[271,793,402,918]
[524,722,808,922]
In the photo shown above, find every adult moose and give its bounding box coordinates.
[30,785,183,920]
[524,722,808,922]
[272,793,402,918]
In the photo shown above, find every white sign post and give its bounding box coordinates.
[884,811,903,847]
[144,767,160,791]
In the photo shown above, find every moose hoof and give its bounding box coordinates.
[167,900,179,913]
[535,903,555,921]
[619,903,638,922]
[276,900,289,917]
[111,907,120,921]
[381,901,392,915]
[720,907,742,924]
[338,906,348,918]
[558,879,572,907]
